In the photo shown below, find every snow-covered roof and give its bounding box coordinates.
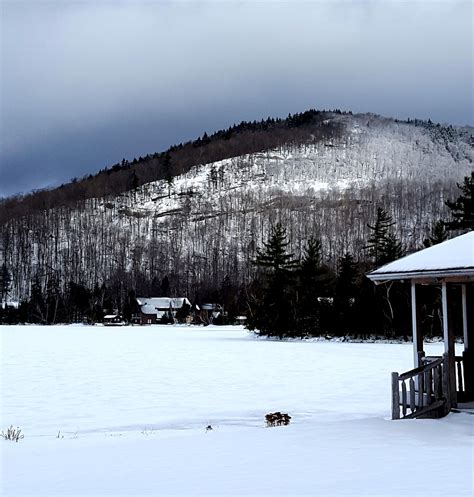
[137,297,191,310]
[201,303,221,311]
[141,304,157,315]
[367,231,474,281]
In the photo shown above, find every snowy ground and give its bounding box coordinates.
[0,325,472,496]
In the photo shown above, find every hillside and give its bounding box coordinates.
[0,110,344,223]
[1,112,473,301]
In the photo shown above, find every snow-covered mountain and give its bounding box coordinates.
[2,113,473,299]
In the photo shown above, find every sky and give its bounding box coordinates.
[1,0,472,198]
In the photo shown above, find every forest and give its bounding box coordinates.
[0,110,472,338]
[0,109,347,223]
[1,172,473,340]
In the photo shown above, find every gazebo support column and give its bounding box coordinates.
[411,281,423,367]
[441,281,457,407]
[462,284,468,347]
[462,284,474,400]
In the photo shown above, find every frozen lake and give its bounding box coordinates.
[1,325,472,496]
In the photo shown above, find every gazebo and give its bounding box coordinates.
[367,231,474,419]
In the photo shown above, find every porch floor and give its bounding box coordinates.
[452,402,474,414]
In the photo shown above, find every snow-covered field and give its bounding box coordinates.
[1,325,472,496]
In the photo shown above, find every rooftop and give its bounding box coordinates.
[367,231,474,281]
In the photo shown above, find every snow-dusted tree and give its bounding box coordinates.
[254,223,298,272]
[423,220,448,247]
[365,208,403,266]
[445,172,474,231]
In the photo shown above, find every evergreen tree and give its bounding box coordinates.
[160,276,171,296]
[67,281,91,323]
[254,223,298,271]
[45,274,62,324]
[122,290,137,323]
[162,153,173,197]
[365,207,403,266]
[383,231,404,263]
[129,169,139,191]
[423,220,448,247]
[29,277,45,323]
[0,263,12,306]
[445,172,474,231]
[175,302,191,323]
[333,253,358,335]
[247,223,298,338]
[297,237,334,336]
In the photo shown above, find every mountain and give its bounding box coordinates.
[1,111,473,302]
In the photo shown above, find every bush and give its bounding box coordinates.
[1,425,24,442]
[265,412,291,427]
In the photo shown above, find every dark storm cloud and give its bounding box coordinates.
[1,0,472,197]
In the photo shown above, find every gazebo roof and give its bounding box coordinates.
[367,231,474,282]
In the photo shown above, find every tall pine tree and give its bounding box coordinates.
[297,237,334,336]
[365,207,403,266]
[423,220,448,247]
[445,172,474,231]
[333,253,358,336]
[247,223,298,338]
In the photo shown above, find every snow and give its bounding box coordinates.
[1,325,472,496]
[137,297,191,310]
[369,231,474,279]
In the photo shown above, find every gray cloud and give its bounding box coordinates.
[1,0,472,197]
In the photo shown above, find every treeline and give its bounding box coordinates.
[246,174,473,339]
[0,274,246,326]
[246,215,412,339]
[0,109,347,223]
[246,185,471,340]
[1,113,472,322]
[2,173,472,335]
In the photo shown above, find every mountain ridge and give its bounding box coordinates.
[1,109,471,223]
[1,111,473,301]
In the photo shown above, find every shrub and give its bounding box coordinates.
[265,412,291,427]
[1,425,24,442]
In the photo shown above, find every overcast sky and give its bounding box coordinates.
[1,0,472,198]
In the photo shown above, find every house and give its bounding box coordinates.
[103,314,126,326]
[199,303,223,324]
[367,231,474,419]
[235,315,247,325]
[136,297,191,325]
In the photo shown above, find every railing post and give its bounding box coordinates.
[392,372,400,420]
[442,352,452,414]
[463,349,474,400]
[456,358,464,394]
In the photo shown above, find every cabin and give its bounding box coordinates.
[367,231,474,419]
[199,303,223,323]
[103,314,126,326]
[136,297,191,324]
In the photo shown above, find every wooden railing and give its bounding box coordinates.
[423,354,465,399]
[391,355,448,420]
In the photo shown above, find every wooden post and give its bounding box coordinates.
[411,281,423,368]
[463,284,473,400]
[462,284,468,349]
[441,282,457,407]
[392,372,400,419]
[442,352,452,414]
